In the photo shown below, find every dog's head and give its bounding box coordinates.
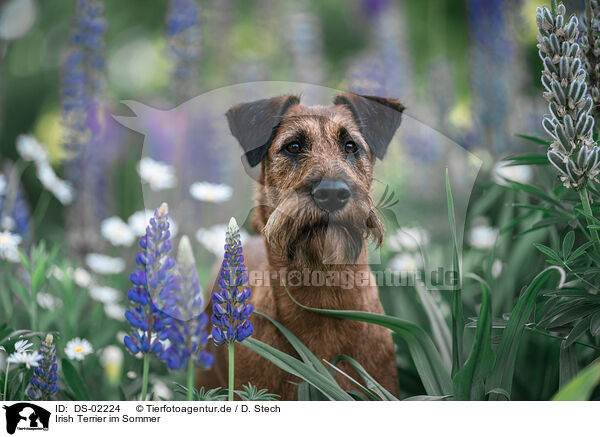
[226,93,404,266]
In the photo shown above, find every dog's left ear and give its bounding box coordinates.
[226,95,300,167]
[334,93,404,159]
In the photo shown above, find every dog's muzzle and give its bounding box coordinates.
[311,178,351,212]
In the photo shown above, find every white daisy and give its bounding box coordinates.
[137,157,176,191]
[14,340,33,353]
[36,292,59,310]
[101,216,135,246]
[16,134,48,164]
[1,216,16,232]
[389,253,423,273]
[196,223,248,257]
[64,338,93,361]
[85,253,126,275]
[387,227,430,252]
[73,267,92,287]
[90,285,120,304]
[7,351,41,369]
[0,231,22,263]
[100,345,123,385]
[189,181,233,203]
[492,259,503,278]
[104,303,125,321]
[493,161,533,186]
[127,209,178,238]
[36,162,74,205]
[468,225,498,249]
[151,380,172,400]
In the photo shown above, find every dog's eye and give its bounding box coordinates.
[344,141,358,154]
[285,142,302,154]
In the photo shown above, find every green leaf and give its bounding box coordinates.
[61,358,91,401]
[590,312,600,336]
[242,338,353,401]
[453,275,495,400]
[562,231,575,260]
[446,169,464,378]
[566,241,594,263]
[534,243,562,263]
[552,361,600,401]
[514,134,551,146]
[283,285,453,396]
[486,267,565,400]
[402,395,452,401]
[329,355,398,401]
[559,344,578,389]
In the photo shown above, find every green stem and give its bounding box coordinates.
[140,354,150,401]
[579,187,600,253]
[186,360,195,401]
[32,190,51,229]
[3,364,9,401]
[228,342,234,401]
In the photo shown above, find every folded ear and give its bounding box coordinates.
[333,93,404,159]
[226,95,300,167]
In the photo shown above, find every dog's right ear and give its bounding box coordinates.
[226,95,300,167]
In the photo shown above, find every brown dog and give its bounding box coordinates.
[197,93,404,400]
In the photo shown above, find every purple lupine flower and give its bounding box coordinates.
[166,0,202,102]
[211,218,253,346]
[26,334,58,401]
[62,0,109,254]
[124,203,176,356]
[161,235,213,370]
[0,168,31,243]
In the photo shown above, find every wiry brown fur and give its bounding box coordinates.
[197,97,400,400]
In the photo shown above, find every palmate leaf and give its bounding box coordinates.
[486,267,565,400]
[452,275,495,401]
[283,285,453,396]
[552,360,600,400]
[235,383,279,401]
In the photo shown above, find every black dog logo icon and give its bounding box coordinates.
[3,403,50,434]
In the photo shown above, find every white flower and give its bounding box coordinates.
[189,181,233,203]
[468,225,498,249]
[127,209,152,236]
[137,157,176,191]
[36,162,74,205]
[7,351,41,369]
[389,253,423,273]
[0,231,22,263]
[493,161,533,186]
[64,338,93,361]
[101,216,135,246]
[90,285,120,304]
[14,340,33,353]
[0,174,7,196]
[36,292,59,310]
[492,259,503,278]
[100,345,123,367]
[85,253,126,275]
[196,223,248,256]
[152,380,172,400]
[387,227,430,252]
[73,267,92,287]
[104,303,125,321]
[127,209,177,237]
[16,134,48,164]
[1,216,16,232]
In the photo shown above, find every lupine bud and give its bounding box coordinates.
[26,334,58,401]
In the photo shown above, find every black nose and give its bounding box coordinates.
[311,179,351,212]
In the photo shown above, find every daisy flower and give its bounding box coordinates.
[73,267,92,287]
[105,303,126,321]
[492,161,533,186]
[387,227,430,252]
[0,231,22,263]
[36,162,74,205]
[8,351,42,369]
[14,340,33,353]
[90,285,120,304]
[16,134,49,164]
[137,157,177,191]
[36,293,59,310]
[196,224,248,257]
[389,252,423,273]
[85,253,126,275]
[101,216,135,246]
[467,225,498,249]
[64,338,93,361]
[189,181,233,203]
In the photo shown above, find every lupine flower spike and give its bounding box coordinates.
[536,2,600,188]
[211,217,253,401]
[26,334,58,401]
[123,203,176,400]
[162,235,213,400]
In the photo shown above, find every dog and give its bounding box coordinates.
[196,93,404,400]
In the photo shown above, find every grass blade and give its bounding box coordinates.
[552,361,600,401]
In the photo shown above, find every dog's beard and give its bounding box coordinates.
[263,191,384,267]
